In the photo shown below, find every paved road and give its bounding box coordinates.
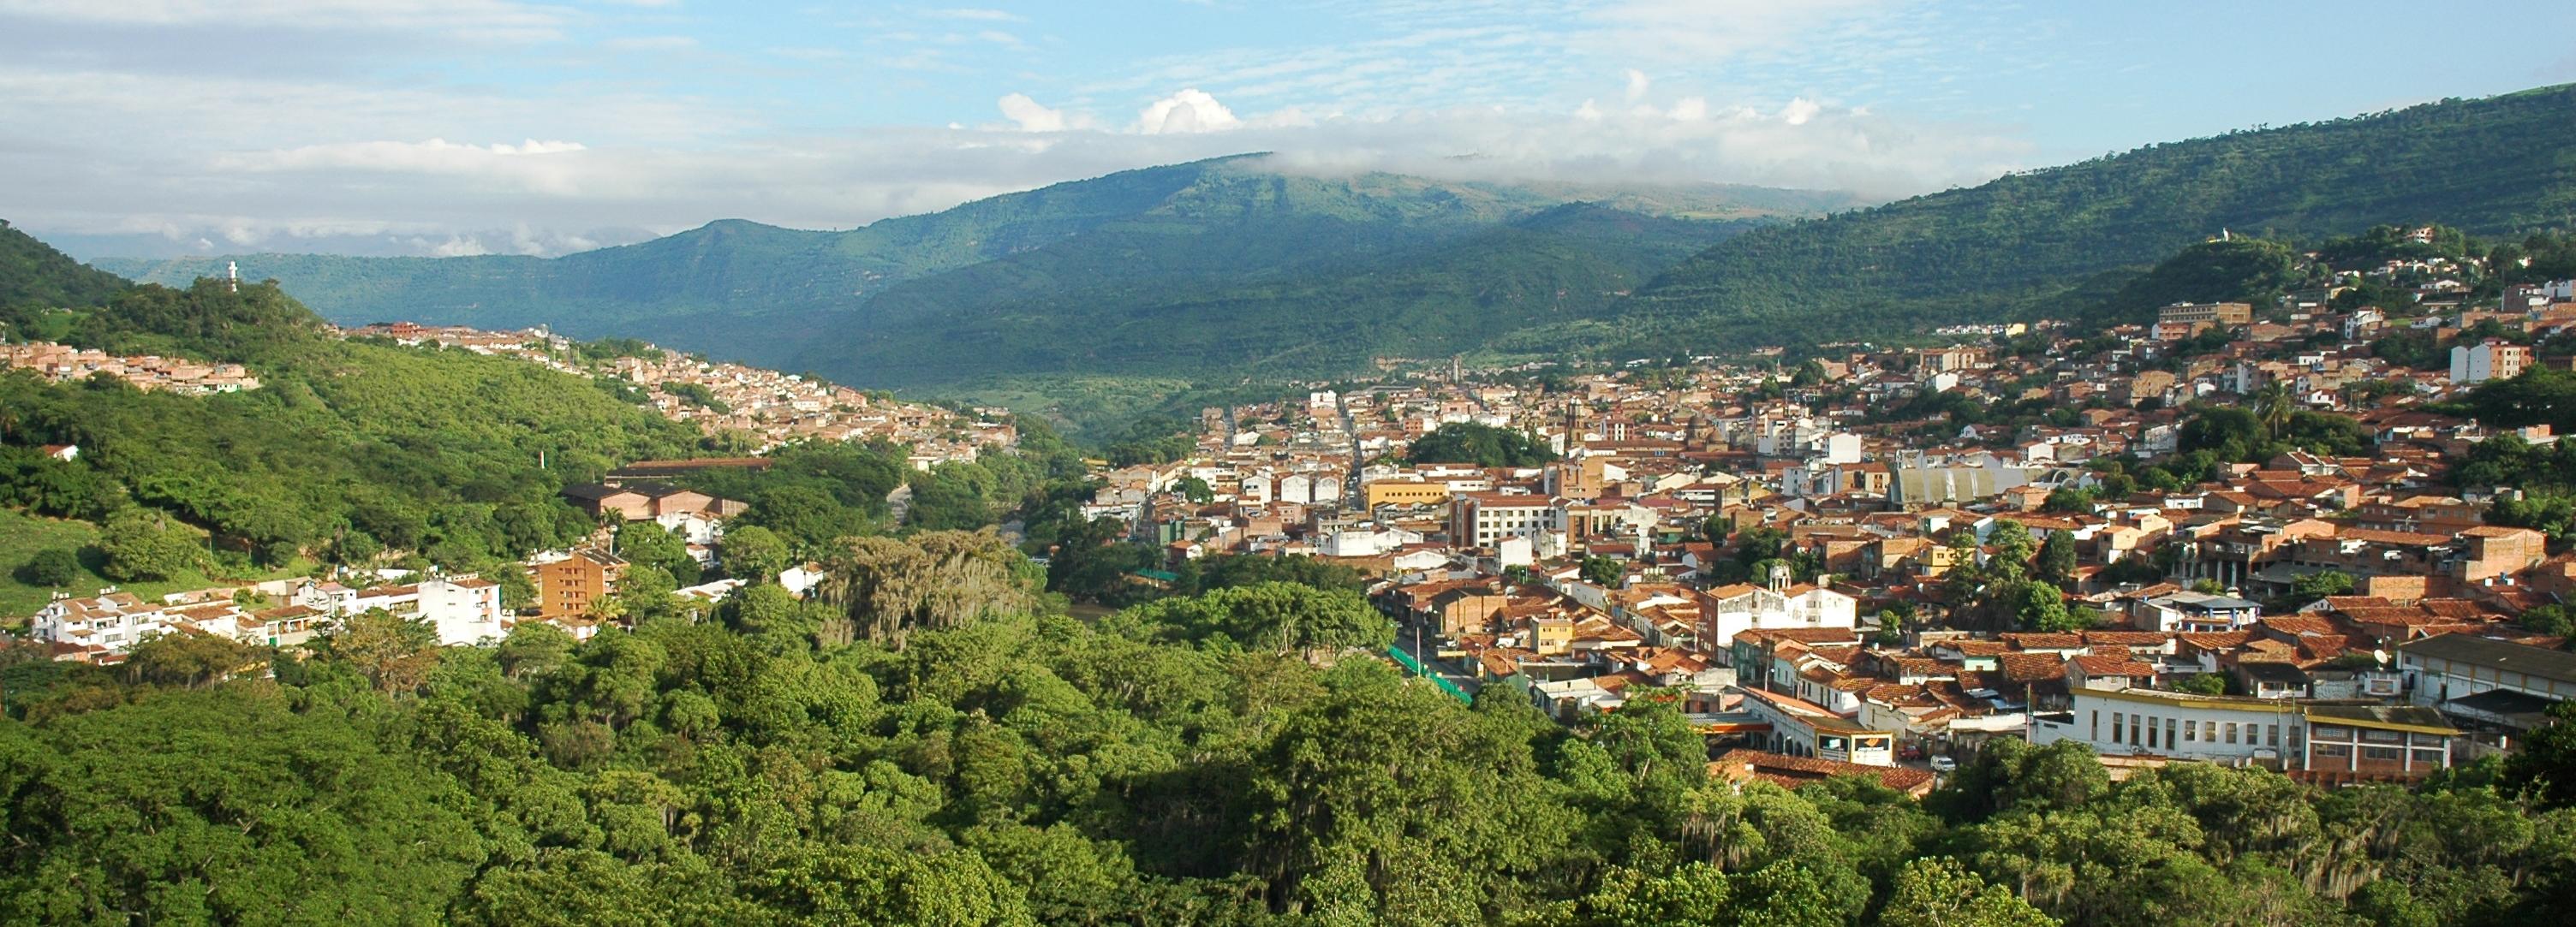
[1392,624,1484,696]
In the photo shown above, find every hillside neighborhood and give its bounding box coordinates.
[1076,265,2576,783]
[14,248,2576,792]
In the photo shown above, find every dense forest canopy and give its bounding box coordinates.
[1569,84,2576,360]
[0,276,706,581]
[3,532,2573,924]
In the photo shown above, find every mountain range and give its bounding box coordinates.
[94,158,1852,378]
[81,83,2576,411]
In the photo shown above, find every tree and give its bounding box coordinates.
[2036,530,2078,585]
[2502,699,2576,810]
[818,530,1039,650]
[1985,520,2035,582]
[1404,422,1557,467]
[1880,857,2058,927]
[2041,486,2096,514]
[2007,581,2086,633]
[1117,582,1392,656]
[97,507,203,582]
[2171,674,2228,696]
[314,609,443,694]
[1174,475,1214,505]
[719,524,790,584]
[615,520,699,585]
[2519,603,2576,638]
[1583,555,1627,587]
[15,546,79,587]
[2287,569,2353,609]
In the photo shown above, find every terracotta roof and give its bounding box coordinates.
[1708,748,1935,796]
[2001,632,2086,651]
[1996,652,2068,681]
[2069,653,2158,677]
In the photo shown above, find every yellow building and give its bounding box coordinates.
[1364,478,1454,509]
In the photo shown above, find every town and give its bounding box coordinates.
[1075,258,2576,788]
[15,237,2576,798]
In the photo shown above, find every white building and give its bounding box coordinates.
[1737,686,1897,766]
[1699,569,1858,651]
[2030,686,2301,764]
[2398,633,2576,727]
[1319,526,1424,558]
[1450,492,1562,550]
[2449,340,2530,384]
[30,591,176,657]
[418,576,508,645]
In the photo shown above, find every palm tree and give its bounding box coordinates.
[2252,383,2293,443]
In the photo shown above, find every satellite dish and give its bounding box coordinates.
[2372,649,2390,665]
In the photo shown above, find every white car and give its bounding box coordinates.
[1929,756,1958,773]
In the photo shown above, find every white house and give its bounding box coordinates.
[2030,686,2301,764]
[1699,568,1859,651]
[418,576,507,645]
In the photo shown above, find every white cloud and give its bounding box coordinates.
[997,92,1078,132]
[0,0,572,42]
[1136,88,1240,134]
[0,0,2044,259]
[426,235,490,257]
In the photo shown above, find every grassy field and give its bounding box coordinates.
[0,508,310,626]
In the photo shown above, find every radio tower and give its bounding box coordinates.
[226,260,240,294]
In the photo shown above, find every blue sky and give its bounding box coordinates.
[3,0,2571,258]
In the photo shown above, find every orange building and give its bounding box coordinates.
[533,547,629,618]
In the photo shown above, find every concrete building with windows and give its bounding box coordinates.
[2032,686,2304,765]
[2398,633,2576,729]
[1736,686,1898,767]
[2033,686,2460,779]
[2301,704,2457,780]
[2449,339,2530,384]
[1449,492,1563,550]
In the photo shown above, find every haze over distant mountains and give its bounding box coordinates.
[93,84,2576,395]
[96,157,1857,376]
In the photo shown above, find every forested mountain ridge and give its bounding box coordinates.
[0,228,713,607]
[1579,83,2576,356]
[0,219,126,324]
[94,157,1853,370]
[799,201,1764,386]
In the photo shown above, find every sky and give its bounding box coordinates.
[4,0,2573,259]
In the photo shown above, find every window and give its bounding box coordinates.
[2363,746,2403,762]
[2363,728,2402,743]
[2147,718,2159,749]
[2167,719,2179,749]
[2205,720,2219,742]
[2131,716,2143,746]
[2268,724,2280,747]
[2092,710,2101,741]
[2225,722,2239,744]
[2111,712,2123,744]
[2314,743,2349,758]
[2184,720,2197,742]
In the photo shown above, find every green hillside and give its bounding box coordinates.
[0,219,126,327]
[1590,84,2576,354]
[95,157,1851,371]
[808,202,1758,386]
[0,228,730,606]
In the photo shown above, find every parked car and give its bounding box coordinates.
[1929,756,1958,773]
